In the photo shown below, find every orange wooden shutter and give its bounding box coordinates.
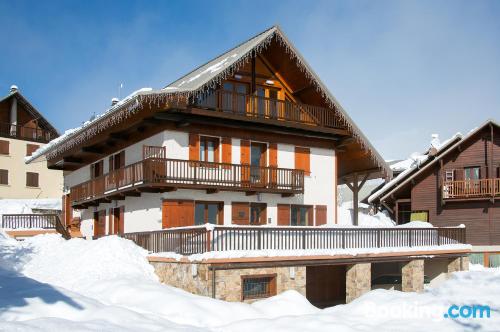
[119,206,125,234]
[277,204,290,226]
[295,147,310,175]
[315,205,327,226]
[269,143,278,167]
[240,140,250,183]
[189,133,200,161]
[232,202,250,225]
[108,208,114,234]
[221,137,232,164]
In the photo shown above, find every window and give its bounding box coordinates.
[410,211,429,222]
[90,160,104,179]
[444,170,455,182]
[291,205,313,226]
[222,81,249,113]
[242,274,277,300]
[0,169,8,185]
[26,172,39,187]
[26,143,40,157]
[109,151,125,171]
[199,136,219,163]
[250,203,267,225]
[464,167,480,180]
[232,202,250,225]
[195,201,223,225]
[0,140,9,155]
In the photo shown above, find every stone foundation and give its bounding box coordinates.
[402,259,424,292]
[151,261,306,302]
[345,263,371,303]
[448,256,469,274]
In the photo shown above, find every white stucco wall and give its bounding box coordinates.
[68,129,337,236]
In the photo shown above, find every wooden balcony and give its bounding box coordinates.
[122,225,467,255]
[442,179,500,200]
[192,89,347,130]
[70,158,304,207]
[0,122,54,143]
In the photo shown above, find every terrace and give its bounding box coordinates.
[0,122,54,143]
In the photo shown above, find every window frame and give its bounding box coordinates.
[194,201,224,225]
[0,169,8,185]
[26,143,40,157]
[249,202,267,225]
[199,136,220,163]
[290,204,313,226]
[26,172,39,187]
[241,274,277,301]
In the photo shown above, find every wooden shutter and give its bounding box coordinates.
[315,205,327,226]
[118,206,125,234]
[109,156,114,172]
[232,202,250,225]
[0,140,9,155]
[221,137,232,165]
[63,194,72,226]
[189,133,200,161]
[162,200,194,228]
[26,144,39,156]
[240,140,250,183]
[0,169,8,185]
[307,207,314,226]
[269,143,278,167]
[108,208,114,234]
[295,147,310,175]
[119,151,125,168]
[94,210,106,237]
[26,172,39,187]
[277,204,290,226]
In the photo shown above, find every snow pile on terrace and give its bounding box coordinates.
[338,201,396,227]
[0,232,497,331]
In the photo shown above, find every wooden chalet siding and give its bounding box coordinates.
[408,126,500,246]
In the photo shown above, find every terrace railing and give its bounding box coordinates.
[122,225,466,255]
[0,122,54,143]
[70,158,304,205]
[193,90,346,130]
[443,179,500,199]
[1,214,70,239]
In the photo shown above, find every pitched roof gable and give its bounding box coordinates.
[27,26,390,177]
[368,119,499,204]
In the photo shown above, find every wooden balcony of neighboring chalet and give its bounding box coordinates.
[70,157,305,208]
[442,178,500,200]
[0,122,54,143]
[189,89,348,132]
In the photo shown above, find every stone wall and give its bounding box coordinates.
[448,256,470,274]
[402,259,424,292]
[151,261,306,302]
[345,263,371,303]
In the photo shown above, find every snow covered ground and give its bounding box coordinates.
[0,232,498,331]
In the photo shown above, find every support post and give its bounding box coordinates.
[401,259,424,292]
[346,263,371,303]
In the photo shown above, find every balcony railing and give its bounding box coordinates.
[442,179,500,199]
[192,89,346,130]
[70,157,304,205]
[1,214,71,239]
[0,122,54,143]
[122,225,466,255]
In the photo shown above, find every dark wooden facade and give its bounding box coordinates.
[383,122,500,246]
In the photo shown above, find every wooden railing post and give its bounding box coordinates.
[206,229,212,252]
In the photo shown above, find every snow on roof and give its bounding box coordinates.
[368,132,462,203]
[25,87,152,163]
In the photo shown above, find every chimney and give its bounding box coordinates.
[9,85,18,135]
[111,98,120,106]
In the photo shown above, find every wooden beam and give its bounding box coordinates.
[110,132,129,141]
[81,146,103,154]
[207,188,220,194]
[124,190,141,197]
[281,193,295,198]
[63,156,83,164]
[245,191,257,196]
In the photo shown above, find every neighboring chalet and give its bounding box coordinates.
[0,86,62,199]
[27,26,469,306]
[369,120,500,267]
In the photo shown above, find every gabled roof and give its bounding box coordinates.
[0,89,59,137]
[368,119,499,204]
[27,26,390,177]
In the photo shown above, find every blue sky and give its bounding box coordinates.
[1,0,499,160]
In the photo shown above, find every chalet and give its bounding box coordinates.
[369,120,500,267]
[0,86,66,238]
[27,26,469,306]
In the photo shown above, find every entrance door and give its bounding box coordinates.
[306,265,346,308]
[250,143,267,186]
[222,81,248,114]
[112,206,124,234]
[162,200,195,228]
[464,166,480,194]
[93,210,106,237]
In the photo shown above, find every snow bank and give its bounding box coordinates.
[0,233,497,331]
[338,202,396,227]
[0,198,62,222]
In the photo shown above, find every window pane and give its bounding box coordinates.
[291,207,298,226]
[207,204,219,224]
[195,204,205,225]
[200,140,206,161]
[223,82,233,91]
[207,141,215,162]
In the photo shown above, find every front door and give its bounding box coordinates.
[250,142,267,186]
[464,166,480,194]
[93,211,106,237]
